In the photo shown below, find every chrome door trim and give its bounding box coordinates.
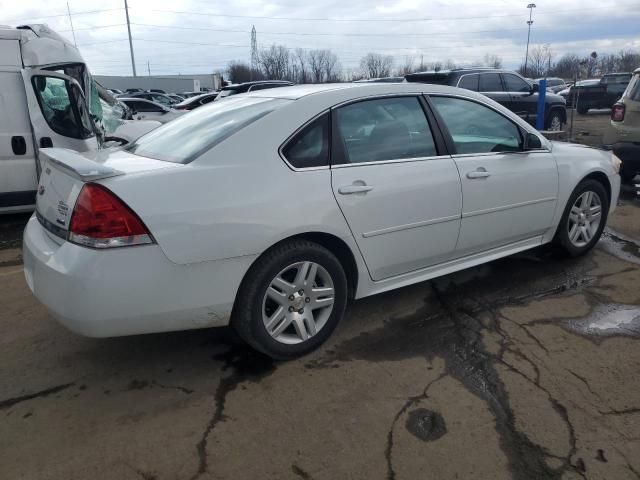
[331,154,452,169]
[462,196,557,218]
[362,214,461,238]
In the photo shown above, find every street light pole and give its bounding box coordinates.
[524,3,536,77]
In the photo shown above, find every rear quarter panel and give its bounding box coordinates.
[101,99,355,265]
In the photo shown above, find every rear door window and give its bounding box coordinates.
[479,73,503,92]
[334,96,438,164]
[282,113,329,169]
[623,74,640,101]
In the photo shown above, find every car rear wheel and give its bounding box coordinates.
[553,179,609,257]
[232,240,348,359]
[577,105,589,114]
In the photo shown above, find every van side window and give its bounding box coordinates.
[32,76,93,139]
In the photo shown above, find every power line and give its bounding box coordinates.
[8,8,123,24]
[136,5,636,23]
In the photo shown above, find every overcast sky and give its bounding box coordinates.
[5,0,640,76]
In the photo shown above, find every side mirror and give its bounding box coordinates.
[530,83,539,95]
[524,132,542,150]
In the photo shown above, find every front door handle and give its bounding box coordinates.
[338,184,374,195]
[466,168,491,179]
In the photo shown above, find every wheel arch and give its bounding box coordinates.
[582,170,612,203]
[547,104,567,124]
[240,231,360,300]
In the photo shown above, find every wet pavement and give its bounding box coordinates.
[1,187,639,480]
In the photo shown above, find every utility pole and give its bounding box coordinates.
[66,2,77,47]
[524,3,536,77]
[250,25,257,81]
[124,0,137,77]
[147,60,150,76]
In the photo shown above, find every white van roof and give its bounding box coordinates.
[0,24,83,67]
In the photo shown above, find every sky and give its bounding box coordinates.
[4,0,640,77]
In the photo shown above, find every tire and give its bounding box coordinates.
[546,110,563,131]
[577,105,589,115]
[553,179,609,257]
[231,240,348,359]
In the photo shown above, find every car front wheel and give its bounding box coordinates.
[553,179,609,257]
[232,240,348,359]
[546,111,563,131]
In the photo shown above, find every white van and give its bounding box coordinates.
[0,24,158,214]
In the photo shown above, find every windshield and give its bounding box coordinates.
[126,96,289,163]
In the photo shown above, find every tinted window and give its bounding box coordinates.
[152,94,172,106]
[200,95,217,105]
[127,96,288,163]
[335,97,437,164]
[503,74,531,92]
[458,74,479,91]
[479,73,503,92]
[431,96,522,154]
[623,74,640,101]
[32,75,93,139]
[282,113,329,168]
[132,101,162,112]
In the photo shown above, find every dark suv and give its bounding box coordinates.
[405,68,567,131]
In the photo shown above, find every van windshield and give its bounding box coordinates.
[126,96,289,163]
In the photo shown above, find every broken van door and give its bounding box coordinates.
[21,69,98,157]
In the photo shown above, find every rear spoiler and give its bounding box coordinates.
[39,148,124,181]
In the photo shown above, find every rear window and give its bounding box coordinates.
[127,96,288,163]
[623,74,640,101]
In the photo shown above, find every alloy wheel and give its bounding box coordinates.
[567,190,602,248]
[549,115,562,131]
[262,261,335,345]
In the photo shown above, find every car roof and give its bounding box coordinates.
[223,80,294,89]
[238,82,492,101]
[119,97,162,105]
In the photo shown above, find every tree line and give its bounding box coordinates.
[225,43,640,84]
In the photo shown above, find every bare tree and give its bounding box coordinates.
[484,54,503,69]
[444,59,457,70]
[525,44,553,78]
[227,61,263,83]
[617,50,640,72]
[429,61,443,72]
[549,53,581,79]
[308,49,328,83]
[258,44,290,80]
[323,50,342,82]
[360,53,394,79]
[396,56,415,76]
[293,48,309,83]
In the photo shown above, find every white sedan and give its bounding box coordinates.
[23,83,621,358]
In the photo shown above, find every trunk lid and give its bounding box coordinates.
[35,147,179,240]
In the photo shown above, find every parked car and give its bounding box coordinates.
[606,68,640,183]
[174,92,219,111]
[118,98,184,123]
[24,83,621,359]
[353,77,405,83]
[533,77,567,93]
[558,79,599,101]
[215,80,294,101]
[107,88,123,95]
[125,88,144,94]
[125,91,179,107]
[405,68,567,131]
[167,94,185,103]
[148,88,166,94]
[566,73,632,113]
[179,91,204,98]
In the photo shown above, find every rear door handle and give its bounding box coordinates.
[338,184,374,195]
[466,168,491,179]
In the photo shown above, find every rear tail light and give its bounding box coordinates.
[611,104,625,122]
[69,183,153,248]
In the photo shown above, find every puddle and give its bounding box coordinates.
[598,230,640,265]
[565,304,640,338]
[405,408,447,442]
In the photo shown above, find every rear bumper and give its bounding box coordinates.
[23,216,256,337]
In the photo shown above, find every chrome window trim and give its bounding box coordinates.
[331,154,451,169]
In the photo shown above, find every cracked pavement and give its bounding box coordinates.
[1,187,639,480]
